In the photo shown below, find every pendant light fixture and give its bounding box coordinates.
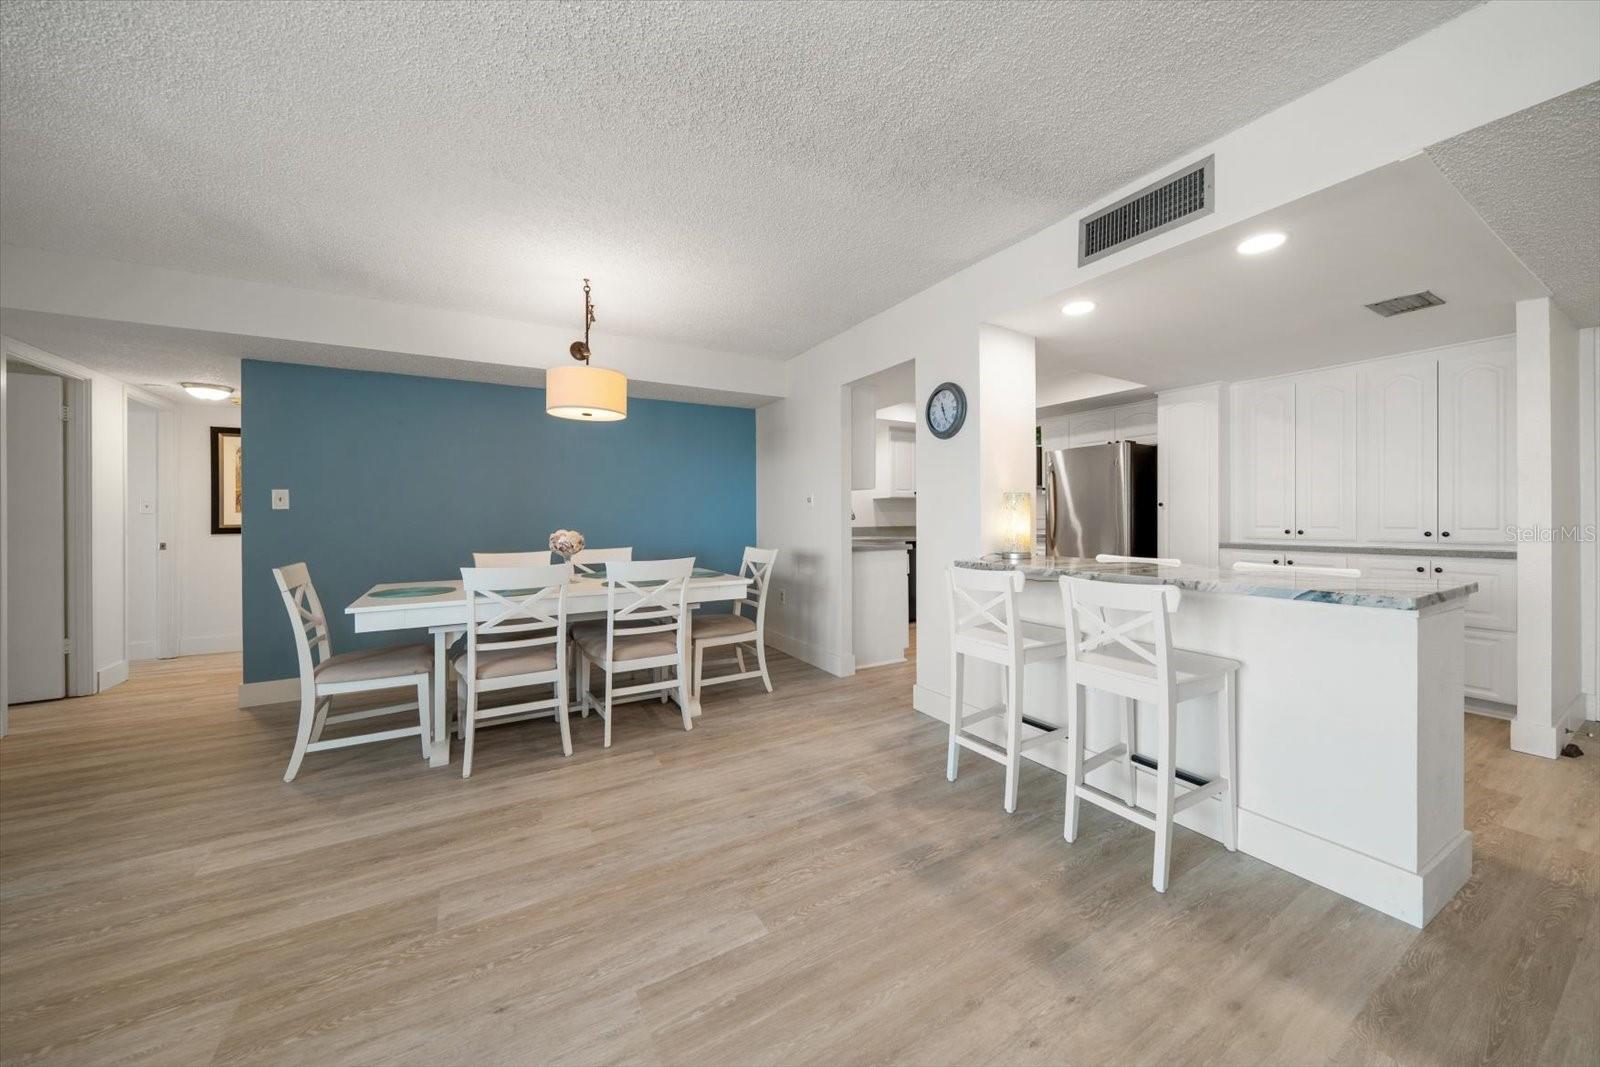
[546,277,627,421]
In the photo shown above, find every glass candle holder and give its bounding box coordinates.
[998,491,1035,560]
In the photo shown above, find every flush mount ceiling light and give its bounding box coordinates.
[1236,231,1287,256]
[547,277,627,422]
[1061,299,1096,317]
[180,382,234,401]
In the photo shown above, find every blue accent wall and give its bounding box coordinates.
[240,359,756,683]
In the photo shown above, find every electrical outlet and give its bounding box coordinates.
[271,488,290,510]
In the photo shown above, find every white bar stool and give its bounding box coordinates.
[946,566,1069,813]
[1059,575,1239,892]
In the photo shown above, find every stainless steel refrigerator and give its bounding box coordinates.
[1042,442,1158,559]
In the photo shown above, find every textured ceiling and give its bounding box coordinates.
[1426,81,1600,328]
[0,0,1479,358]
[997,156,1546,391]
[0,309,777,408]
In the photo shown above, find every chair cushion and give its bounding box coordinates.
[456,645,559,680]
[570,620,606,643]
[315,643,432,683]
[573,627,680,663]
[693,613,757,639]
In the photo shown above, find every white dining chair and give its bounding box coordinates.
[273,563,432,782]
[1059,575,1239,892]
[1231,561,1362,578]
[572,557,695,746]
[473,550,554,566]
[570,546,632,575]
[454,562,573,776]
[1096,554,1183,567]
[693,547,778,696]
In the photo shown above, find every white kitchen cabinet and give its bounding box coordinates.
[1431,557,1516,632]
[1156,386,1221,569]
[1067,408,1116,449]
[1114,399,1157,442]
[888,426,916,494]
[1231,378,1297,540]
[1359,353,1438,543]
[1437,342,1516,545]
[1293,366,1359,541]
[1463,629,1518,704]
[1347,553,1434,583]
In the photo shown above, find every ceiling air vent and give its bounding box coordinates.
[1365,290,1446,317]
[1079,156,1214,266]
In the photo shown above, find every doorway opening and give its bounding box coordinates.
[5,359,70,704]
[845,359,917,673]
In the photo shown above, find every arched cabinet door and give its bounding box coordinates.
[1358,354,1438,544]
[1437,340,1515,545]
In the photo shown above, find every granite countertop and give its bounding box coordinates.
[955,555,1478,611]
[1219,540,1515,561]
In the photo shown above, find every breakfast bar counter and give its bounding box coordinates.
[948,555,1480,927]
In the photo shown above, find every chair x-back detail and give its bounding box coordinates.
[573,557,695,746]
[455,563,574,776]
[273,563,432,782]
[693,547,777,696]
[1059,576,1239,892]
[945,566,1070,813]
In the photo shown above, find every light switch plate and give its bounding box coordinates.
[271,489,290,510]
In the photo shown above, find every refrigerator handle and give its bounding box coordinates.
[1045,461,1058,556]
[1118,444,1134,554]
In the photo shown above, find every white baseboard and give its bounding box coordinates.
[1588,691,1598,722]
[96,660,129,692]
[238,677,299,708]
[179,633,242,656]
[127,639,159,661]
[1511,693,1590,757]
[911,682,1464,929]
[766,628,853,678]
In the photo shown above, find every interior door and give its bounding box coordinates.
[1437,342,1516,545]
[1358,355,1438,543]
[1294,366,1359,541]
[1231,378,1297,540]
[6,369,67,703]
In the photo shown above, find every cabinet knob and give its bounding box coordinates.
[1434,566,1443,574]
[1296,529,1304,536]
[1283,529,1291,535]
[1423,531,1433,537]
[1157,501,1164,507]
[1415,566,1424,573]
[1441,531,1450,538]
[1272,559,1281,565]
[1286,559,1295,565]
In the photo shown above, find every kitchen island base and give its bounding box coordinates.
[920,567,1474,928]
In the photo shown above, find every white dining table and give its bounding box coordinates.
[346,569,751,766]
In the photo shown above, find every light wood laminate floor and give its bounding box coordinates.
[1,650,1596,1066]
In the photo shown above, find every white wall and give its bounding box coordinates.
[176,403,241,654]
[125,401,160,660]
[1581,327,1597,720]
[755,1,1600,705]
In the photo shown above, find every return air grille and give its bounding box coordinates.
[1365,290,1446,317]
[1079,156,1214,266]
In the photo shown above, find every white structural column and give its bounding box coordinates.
[1512,297,1585,757]
[911,325,1036,713]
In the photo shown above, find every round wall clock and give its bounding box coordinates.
[926,381,967,439]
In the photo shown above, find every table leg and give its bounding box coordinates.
[429,629,450,767]
[681,612,702,719]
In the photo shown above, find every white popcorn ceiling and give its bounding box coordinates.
[1426,81,1600,328]
[1,0,1480,357]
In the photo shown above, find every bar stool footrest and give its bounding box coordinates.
[953,733,1008,764]
[1077,783,1158,830]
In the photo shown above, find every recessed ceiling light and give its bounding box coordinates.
[1061,300,1096,317]
[1236,232,1287,256]
[179,382,234,401]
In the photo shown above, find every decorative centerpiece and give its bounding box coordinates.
[549,528,586,561]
